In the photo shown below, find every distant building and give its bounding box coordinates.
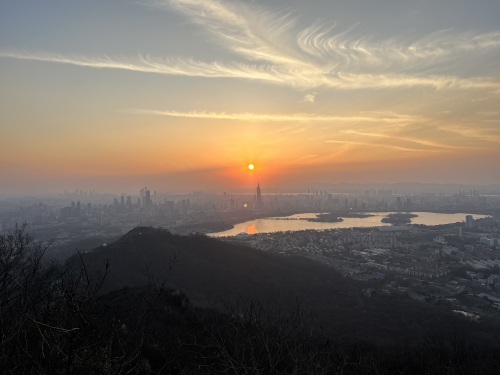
[404,198,412,210]
[434,236,446,244]
[256,183,262,209]
[396,197,403,211]
[480,237,498,248]
[141,187,152,207]
[494,210,500,222]
[60,206,72,220]
[466,215,475,228]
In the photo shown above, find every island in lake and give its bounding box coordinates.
[307,211,375,223]
[381,213,418,225]
[339,213,375,219]
[308,213,344,223]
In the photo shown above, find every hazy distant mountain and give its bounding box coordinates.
[47,235,119,262]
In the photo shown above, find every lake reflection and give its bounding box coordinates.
[209,212,490,237]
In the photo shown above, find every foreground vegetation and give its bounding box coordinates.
[2,225,500,374]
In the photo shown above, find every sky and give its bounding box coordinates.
[1,0,500,194]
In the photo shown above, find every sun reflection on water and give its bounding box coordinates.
[246,223,258,235]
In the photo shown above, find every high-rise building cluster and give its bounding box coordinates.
[140,187,152,207]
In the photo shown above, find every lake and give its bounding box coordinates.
[209,212,490,237]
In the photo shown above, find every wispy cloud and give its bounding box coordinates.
[339,129,469,150]
[297,27,500,71]
[1,0,500,91]
[3,49,498,90]
[0,50,285,82]
[156,0,303,66]
[127,108,424,123]
[324,140,436,153]
[438,125,500,145]
[303,92,317,103]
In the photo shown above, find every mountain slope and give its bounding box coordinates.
[74,226,500,345]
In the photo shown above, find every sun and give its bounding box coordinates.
[248,164,255,171]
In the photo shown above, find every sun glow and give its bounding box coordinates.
[248,164,255,171]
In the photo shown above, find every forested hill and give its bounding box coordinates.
[73,226,352,306]
[73,227,500,346]
[4,225,500,373]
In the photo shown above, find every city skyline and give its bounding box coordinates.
[1,0,500,194]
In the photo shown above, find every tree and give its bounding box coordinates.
[0,224,190,374]
[1,223,54,372]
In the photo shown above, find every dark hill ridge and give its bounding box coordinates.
[74,226,500,345]
[76,227,349,307]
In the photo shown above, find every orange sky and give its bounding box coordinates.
[1,0,500,194]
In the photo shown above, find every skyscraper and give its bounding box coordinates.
[466,215,475,228]
[256,183,262,209]
[141,187,152,207]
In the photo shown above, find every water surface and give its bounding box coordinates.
[210,212,489,237]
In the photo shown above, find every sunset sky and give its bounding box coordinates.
[1,0,500,194]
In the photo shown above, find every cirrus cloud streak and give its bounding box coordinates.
[1,0,500,91]
[1,49,498,91]
[127,108,425,123]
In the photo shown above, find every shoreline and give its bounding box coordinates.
[206,211,491,236]
[174,210,492,236]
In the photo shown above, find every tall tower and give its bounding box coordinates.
[256,183,262,209]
